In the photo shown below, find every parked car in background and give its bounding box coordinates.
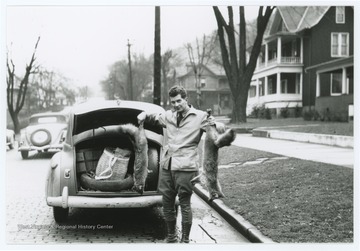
[6,129,15,150]
[45,100,165,223]
[18,112,68,159]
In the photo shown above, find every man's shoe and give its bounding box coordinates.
[180,222,192,243]
[165,220,178,243]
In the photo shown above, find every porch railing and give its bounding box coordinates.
[281,56,301,64]
[256,56,301,69]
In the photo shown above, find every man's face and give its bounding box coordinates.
[170,94,188,113]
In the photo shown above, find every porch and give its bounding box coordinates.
[248,72,302,116]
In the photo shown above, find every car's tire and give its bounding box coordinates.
[9,139,14,150]
[21,151,29,159]
[145,147,159,191]
[30,129,51,147]
[53,207,69,223]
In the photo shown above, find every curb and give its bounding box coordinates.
[232,127,253,134]
[252,129,353,148]
[193,183,275,243]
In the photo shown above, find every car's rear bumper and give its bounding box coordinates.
[46,186,163,208]
[18,144,63,152]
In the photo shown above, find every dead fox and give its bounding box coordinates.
[117,119,148,194]
[192,110,236,201]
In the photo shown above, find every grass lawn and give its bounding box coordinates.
[198,144,354,243]
[223,117,354,136]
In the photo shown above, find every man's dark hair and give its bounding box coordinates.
[168,85,187,98]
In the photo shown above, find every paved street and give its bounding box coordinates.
[5,146,249,245]
[232,133,354,168]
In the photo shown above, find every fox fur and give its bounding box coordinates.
[192,122,236,201]
[117,120,148,194]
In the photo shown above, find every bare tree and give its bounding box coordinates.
[185,32,217,109]
[213,6,274,123]
[6,37,40,133]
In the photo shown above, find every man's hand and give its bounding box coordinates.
[207,115,216,125]
[215,122,226,134]
[137,111,147,125]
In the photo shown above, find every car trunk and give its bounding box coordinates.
[75,130,161,195]
[70,105,163,196]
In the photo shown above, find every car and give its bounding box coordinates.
[45,100,166,223]
[6,129,15,150]
[18,112,68,159]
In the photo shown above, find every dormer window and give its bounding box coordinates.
[336,6,345,24]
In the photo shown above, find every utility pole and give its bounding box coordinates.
[153,6,161,105]
[127,39,133,100]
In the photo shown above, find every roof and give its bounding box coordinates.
[30,112,68,118]
[266,6,330,38]
[176,63,226,79]
[71,99,164,115]
[277,6,330,33]
[305,56,353,73]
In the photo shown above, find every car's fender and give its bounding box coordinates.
[59,144,77,196]
[45,144,76,200]
[45,152,62,199]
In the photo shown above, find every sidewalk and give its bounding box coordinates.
[232,133,354,168]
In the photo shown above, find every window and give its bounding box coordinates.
[336,7,345,24]
[219,94,230,108]
[200,78,206,88]
[281,80,288,93]
[259,78,265,96]
[331,33,349,57]
[267,75,277,94]
[249,86,256,98]
[331,73,342,95]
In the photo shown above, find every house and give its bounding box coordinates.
[248,6,354,120]
[176,63,233,115]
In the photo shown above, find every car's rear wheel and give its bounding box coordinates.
[53,207,69,223]
[31,129,51,147]
[21,151,29,159]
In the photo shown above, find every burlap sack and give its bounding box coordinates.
[95,147,131,180]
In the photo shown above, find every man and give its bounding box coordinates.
[137,85,225,243]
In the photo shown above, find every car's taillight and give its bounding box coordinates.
[60,130,67,143]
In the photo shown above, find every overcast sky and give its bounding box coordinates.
[5,3,261,96]
[5,0,357,97]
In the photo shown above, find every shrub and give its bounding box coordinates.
[280,106,289,118]
[250,106,260,118]
[251,104,272,119]
[294,105,302,118]
[303,109,320,121]
[265,108,272,120]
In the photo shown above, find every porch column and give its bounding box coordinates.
[300,37,304,64]
[265,76,268,96]
[265,43,269,67]
[299,73,303,95]
[342,67,347,94]
[256,78,259,99]
[277,37,282,64]
[316,72,320,97]
[277,72,281,95]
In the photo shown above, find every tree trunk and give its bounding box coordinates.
[153,6,161,105]
[8,110,20,134]
[231,87,248,123]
